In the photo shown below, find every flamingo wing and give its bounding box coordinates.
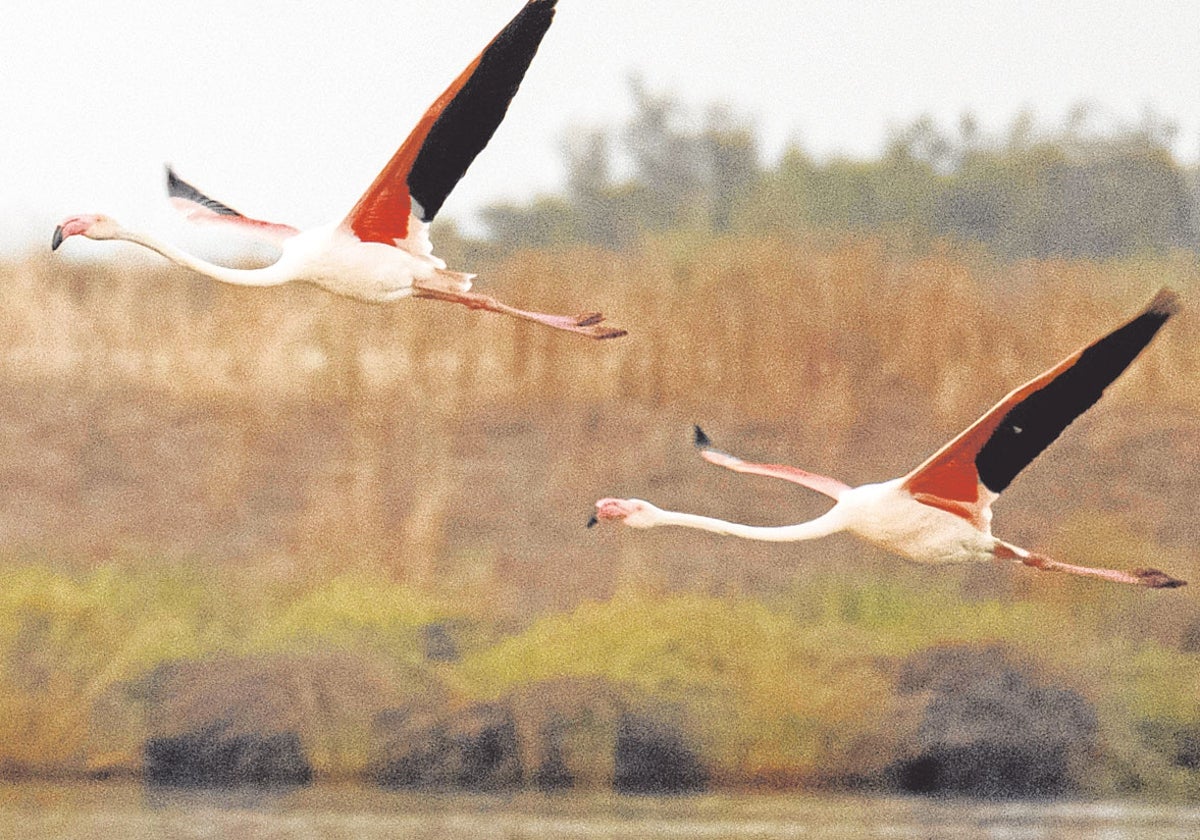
[693,426,850,500]
[343,0,557,246]
[903,289,1179,518]
[166,166,299,245]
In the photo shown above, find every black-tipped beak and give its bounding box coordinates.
[51,226,65,251]
[586,514,599,529]
[693,425,711,449]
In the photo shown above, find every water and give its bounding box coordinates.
[2,783,1199,840]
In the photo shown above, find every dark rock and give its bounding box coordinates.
[1138,720,1200,769]
[614,714,707,795]
[140,652,408,783]
[145,724,311,787]
[501,676,628,791]
[889,644,1098,798]
[454,706,522,790]
[372,705,452,788]
[371,679,706,794]
[530,715,573,791]
[374,733,450,788]
[373,703,521,791]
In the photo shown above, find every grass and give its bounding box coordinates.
[2,557,1197,791]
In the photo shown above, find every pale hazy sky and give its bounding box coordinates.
[3,0,1199,254]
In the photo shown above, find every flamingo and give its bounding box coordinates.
[590,289,1186,589]
[51,0,625,340]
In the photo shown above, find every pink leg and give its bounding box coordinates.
[994,541,1186,589]
[412,286,626,339]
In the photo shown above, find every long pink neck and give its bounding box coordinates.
[644,506,845,543]
[119,229,287,288]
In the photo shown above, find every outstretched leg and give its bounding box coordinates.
[994,541,1186,589]
[692,426,850,500]
[412,284,626,339]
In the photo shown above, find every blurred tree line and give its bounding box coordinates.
[478,79,1198,258]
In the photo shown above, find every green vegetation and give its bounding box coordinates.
[3,555,1200,794]
[476,82,1198,259]
[250,574,456,662]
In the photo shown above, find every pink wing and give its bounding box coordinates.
[902,289,1179,524]
[694,426,849,501]
[342,0,557,246]
[166,166,299,246]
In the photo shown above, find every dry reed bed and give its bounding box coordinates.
[6,239,1196,415]
[0,238,1197,608]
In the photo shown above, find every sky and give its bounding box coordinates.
[3,0,1199,254]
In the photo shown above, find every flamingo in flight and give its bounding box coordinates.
[51,0,624,340]
[591,289,1186,589]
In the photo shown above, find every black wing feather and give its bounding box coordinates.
[975,290,1179,494]
[166,166,243,217]
[406,0,556,222]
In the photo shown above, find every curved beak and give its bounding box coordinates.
[51,226,65,251]
[586,514,599,529]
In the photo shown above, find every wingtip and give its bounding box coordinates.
[693,425,711,449]
[586,514,599,529]
[165,164,187,199]
[519,0,557,28]
[1147,288,1181,319]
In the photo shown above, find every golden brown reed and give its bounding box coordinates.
[0,236,1197,609]
[7,238,1196,412]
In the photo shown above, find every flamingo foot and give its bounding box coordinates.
[995,542,1187,589]
[1131,568,1188,589]
[530,311,626,339]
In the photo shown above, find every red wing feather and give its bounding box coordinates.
[903,289,1179,510]
[902,353,1081,505]
[341,62,476,246]
[344,0,557,246]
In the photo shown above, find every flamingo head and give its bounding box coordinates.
[587,498,659,529]
[52,214,123,251]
